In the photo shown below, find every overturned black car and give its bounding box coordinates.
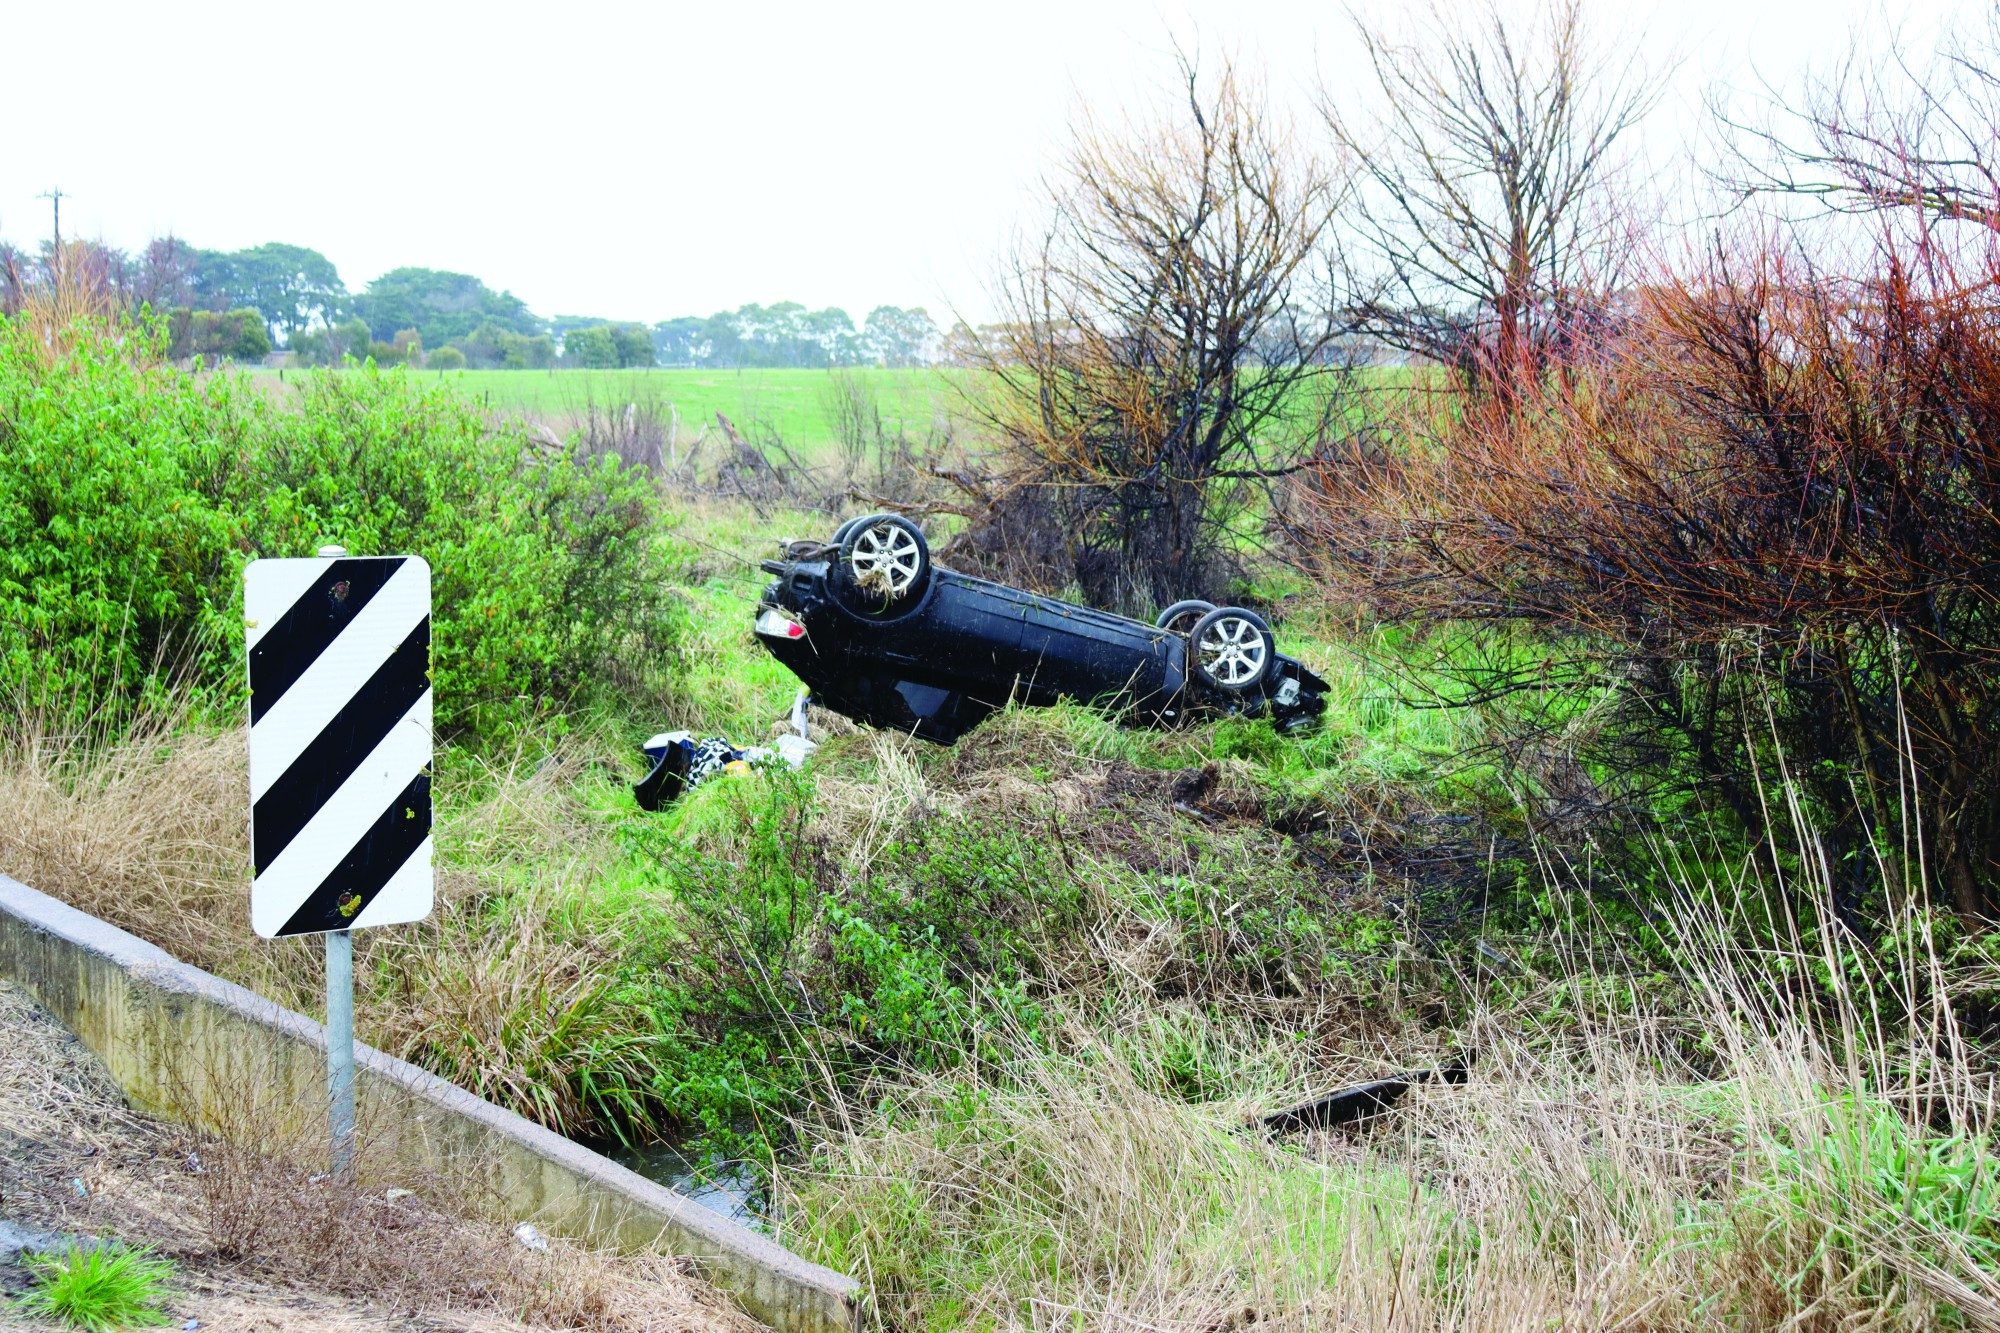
[753,514,1329,744]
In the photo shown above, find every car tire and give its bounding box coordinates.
[836,514,930,611]
[1189,606,1276,693]
[829,515,866,547]
[1155,599,1217,635]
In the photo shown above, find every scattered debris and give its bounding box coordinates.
[511,1222,550,1254]
[1475,939,1525,976]
[633,690,818,811]
[1260,1055,1472,1134]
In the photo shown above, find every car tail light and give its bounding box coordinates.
[756,607,807,640]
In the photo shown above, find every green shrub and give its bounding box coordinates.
[287,316,373,367]
[14,1243,177,1332]
[243,368,679,738]
[165,307,271,362]
[0,315,681,741]
[460,323,555,370]
[0,324,243,712]
[608,779,1055,1149]
[427,345,466,370]
[564,325,620,368]
[861,815,1084,985]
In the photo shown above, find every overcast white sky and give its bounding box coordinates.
[0,0,1963,326]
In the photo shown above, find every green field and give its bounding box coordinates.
[245,366,972,451]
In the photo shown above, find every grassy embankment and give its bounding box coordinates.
[9,329,2000,1329]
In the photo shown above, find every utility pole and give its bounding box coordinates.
[35,188,65,248]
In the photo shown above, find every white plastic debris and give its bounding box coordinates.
[512,1222,551,1253]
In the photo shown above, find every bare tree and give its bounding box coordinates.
[971,53,1345,613]
[1719,8,2000,232]
[0,242,29,315]
[131,235,200,311]
[1321,0,1659,402]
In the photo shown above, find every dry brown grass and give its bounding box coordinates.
[812,730,964,874]
[0,709,289,995]
[0,711,655,1141]
[182,1120,752,1332]
[787,1001,1993,1331]
[781,853,2000,1332]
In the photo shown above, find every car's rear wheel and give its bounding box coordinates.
[836,514,930,611]
[1189,606,1275,693]
[1155,599,1217,635]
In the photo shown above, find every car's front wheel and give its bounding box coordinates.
[1189,606,1275,693]
[836,514,930,612]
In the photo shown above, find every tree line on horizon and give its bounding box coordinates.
[0,234,945,370]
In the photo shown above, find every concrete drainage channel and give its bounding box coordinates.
[0,874,861,1333]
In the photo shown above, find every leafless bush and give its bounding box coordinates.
[1720,7,2000,232]
[709,410,829,517]
[1303,216,2000,918]
[555,391,711,492]
[1322,0,1659,407]
[821,370,880,478]
[180,1075,749,1330]
[570,395,668,475]
[934,483,1075,595]
[4,240,129,364]
[972,51,1347,614]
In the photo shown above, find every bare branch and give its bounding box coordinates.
[966,50,1353,612]
[1321,0,1663,402]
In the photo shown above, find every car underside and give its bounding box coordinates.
[752,514,1329,744]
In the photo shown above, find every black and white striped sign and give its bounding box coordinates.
[245,556,434,938]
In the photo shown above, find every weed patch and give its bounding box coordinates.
[15,1245,178,1332]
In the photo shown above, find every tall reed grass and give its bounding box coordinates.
[779,789,2000,1331]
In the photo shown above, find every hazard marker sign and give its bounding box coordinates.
[245,556,433,938]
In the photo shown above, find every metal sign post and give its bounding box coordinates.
[245,545,434,1177]
[325,920,356,1174]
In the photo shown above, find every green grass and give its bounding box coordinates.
[242,366,972,457]
[14,1244,177,1332]
[238,362,1410,467]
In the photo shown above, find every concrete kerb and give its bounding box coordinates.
[0,873,861,1333]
